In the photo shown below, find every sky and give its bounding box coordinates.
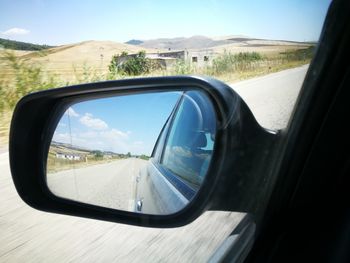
[53,92,182,155]
[0,0,331,45]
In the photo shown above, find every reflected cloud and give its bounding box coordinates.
[65,107,79,117]
[100,128,129,140]
[2,27,30,36]
[80,113,108,130]
[52,92,181,155]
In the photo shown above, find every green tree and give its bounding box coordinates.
[108,51,152,76]
[92,150,104,158]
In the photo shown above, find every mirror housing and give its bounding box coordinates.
[9,76,276,227]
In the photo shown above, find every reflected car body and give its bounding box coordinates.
[135,91,217,214]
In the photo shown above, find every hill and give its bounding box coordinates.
[0,38,55,51]
[1,37,312,84]
[125,39,143,45]
[130,35,311,51]
[18,40,158,81]
[136,35,229,50]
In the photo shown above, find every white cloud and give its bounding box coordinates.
[52,132,93,147]
[100,128,129,140]
[52,129,151,155]
[64,107,79,117]
[2,27,30,36]
[52,132,75,144]
[80,113,108,130]
[52,115,151,154]
[79,131,98,139]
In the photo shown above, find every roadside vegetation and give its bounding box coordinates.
[47,144,149,173]
[0,46,314,147]
[206,46,314,82]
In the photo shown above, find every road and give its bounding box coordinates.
[233,65,308,130]
[48,158,147,211]
[0,65,308,262]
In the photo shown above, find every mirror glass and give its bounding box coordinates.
[46,90,217,215]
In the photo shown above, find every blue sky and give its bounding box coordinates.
[0,0,331,45]
[53,92,181,155]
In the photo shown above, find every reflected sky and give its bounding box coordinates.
[53,92,182,155]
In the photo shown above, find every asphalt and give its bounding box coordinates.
[233,65,309,130]
[48,158,147,211]
[0,65,309,262]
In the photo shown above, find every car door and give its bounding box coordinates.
[135,91,216,214]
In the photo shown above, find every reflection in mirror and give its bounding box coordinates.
[47,90,216,215]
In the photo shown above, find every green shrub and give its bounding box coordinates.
[109,51,153,76]
[173,60,193,75]
[92,150,104,158]
[139,154,150,160]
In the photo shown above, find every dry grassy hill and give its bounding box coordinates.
[38,41,157,79]
[1,37,312,82]
[2,40,158,82]
[211,37,311,54]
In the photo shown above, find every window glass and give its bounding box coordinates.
[152,95,182,162]
[161,91,216,186]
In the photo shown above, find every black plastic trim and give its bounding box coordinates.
[9,75,275,227]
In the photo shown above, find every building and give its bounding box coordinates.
[185,49,214,67]
[116,49,215,70]
[56,153,82,161]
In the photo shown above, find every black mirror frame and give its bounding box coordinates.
[10,76,274,227]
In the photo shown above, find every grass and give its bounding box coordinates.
[211,57,311,83]
[0,46,314,149]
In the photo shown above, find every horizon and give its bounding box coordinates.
[0,34,318,47]
[0,1,331,46]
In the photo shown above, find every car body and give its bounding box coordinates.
[135,91,216,214]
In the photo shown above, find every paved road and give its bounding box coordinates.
[233,64,309,130]
[48,158,147,211]
[0,65,309,262]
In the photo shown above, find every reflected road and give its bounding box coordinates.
[48,158,147,211]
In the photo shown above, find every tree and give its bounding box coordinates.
[92,150,104,158]
[108,51,152,76]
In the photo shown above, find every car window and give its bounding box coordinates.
[151,96,181,162]
[161,91,216,187]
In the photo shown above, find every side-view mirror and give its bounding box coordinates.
[46,90,216,215]
[10,76,276,227]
